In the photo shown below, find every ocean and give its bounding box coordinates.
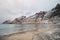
[0,24,51,35]
[0,24,60,40]
[0,24,59,36]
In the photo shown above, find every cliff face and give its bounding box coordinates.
[3,20,13,24]
[3,4,60,24]
[2,11,46,24]
[44,4,60,19]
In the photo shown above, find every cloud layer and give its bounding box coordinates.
[0,0,60,23]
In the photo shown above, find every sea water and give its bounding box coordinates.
[0,24,53,36]
[0,24,60,40]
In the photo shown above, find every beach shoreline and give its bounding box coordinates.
[0,26,55,40]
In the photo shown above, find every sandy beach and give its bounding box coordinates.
[0,26,55,40]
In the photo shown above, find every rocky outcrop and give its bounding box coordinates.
[3,16,26,24]
[2,11,47,24]
[42,4,60,24]
[44,4,60,19]
[3,20,12,24]
[2,4,60,24]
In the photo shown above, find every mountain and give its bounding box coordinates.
[44,4,60,19]
[0,17,8,24]
[2,4,60,24]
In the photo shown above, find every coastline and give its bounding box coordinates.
[0,25,55,40]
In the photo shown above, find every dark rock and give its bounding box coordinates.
[2,20,12,24]
[2,4,60,24]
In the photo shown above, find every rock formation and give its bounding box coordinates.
[44,4,60,19]
[2,4,60,24]
[3,20,12,24]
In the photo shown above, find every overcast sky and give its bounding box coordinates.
[0,0,60,23]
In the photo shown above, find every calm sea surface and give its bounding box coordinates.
[0,24,60,36]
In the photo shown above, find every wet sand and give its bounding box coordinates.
[0,26,55,40]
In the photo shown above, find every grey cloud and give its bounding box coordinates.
[0,0,60,23]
